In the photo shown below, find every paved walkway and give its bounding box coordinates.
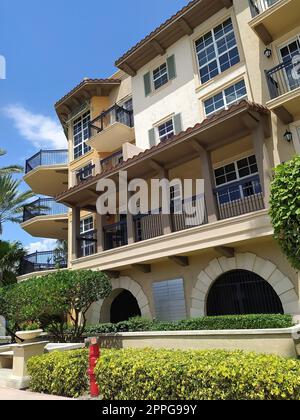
[0,388,72,400]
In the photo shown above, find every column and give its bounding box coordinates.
[199,149,219,223]
[71,206,81,260]
[96,213,105,252]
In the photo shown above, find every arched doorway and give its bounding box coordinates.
[110,290,142,323]
[207,269,284,316]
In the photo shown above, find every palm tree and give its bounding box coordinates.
[0,174,38,235]
[0,149,23,175]
[0,240,26,286]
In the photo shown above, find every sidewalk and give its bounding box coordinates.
[0,388,72,400]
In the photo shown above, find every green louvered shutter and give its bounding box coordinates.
[148,128,156,148]
[167,55,177,80]
[144,72,152,96]
[173,113,182,135]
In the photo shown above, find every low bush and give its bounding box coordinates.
[84,314,293,336]
[27,350,88,398]
[95,348,300,400]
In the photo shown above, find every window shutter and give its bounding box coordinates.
[173,113,182,135]
[143,72,152,96]
[167,55,177,80]
[148,128,156,148]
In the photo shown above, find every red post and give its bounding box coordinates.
[88,337,100,398]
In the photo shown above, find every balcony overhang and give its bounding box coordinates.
[24,165,68,197]
[56,101,270,210]
[115,0,233,75]
[86,122,135,153]
[267,87,300,123]
[21,215,68,240]
[249,0,300,45]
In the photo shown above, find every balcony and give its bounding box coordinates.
[20,250,67,275]
[249,0,300,44]
[24,150,68,197]
[100,150,123,172]
[103,221,128,251]
[21,198,68,240]
[87,104,134,153]
[266,58,300,122]
[75,163,96,185]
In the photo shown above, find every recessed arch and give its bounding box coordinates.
[191,253,299,317]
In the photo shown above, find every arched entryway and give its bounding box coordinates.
[110,290,141,323]
[207,269,284,316]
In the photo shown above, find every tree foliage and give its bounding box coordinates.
[270,156,300,270]
[0,240,26,286]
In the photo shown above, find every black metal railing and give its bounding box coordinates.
[100,150,123,172]
[76,164,96,185]
[20,250,67,275]
[134,211,164,242]
[103,221,128,251]
[266,57,300,100]
[77,230,97,258]
[215,176,265,220]
[249,0,280,17]
[25,150,68,174]
[89,104,134,138]
[23,198,68,222]
[171,195,208,232]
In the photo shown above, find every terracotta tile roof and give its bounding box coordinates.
[56,100,270,202]
[115,0,199,67]
[55,78,121,108]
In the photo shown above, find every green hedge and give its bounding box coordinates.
[27,350,88,398]
[84,314,293,335]
[95,348,300,400]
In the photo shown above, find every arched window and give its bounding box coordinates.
[207,269,283,316]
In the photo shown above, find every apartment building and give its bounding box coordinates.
[20,0,300,324]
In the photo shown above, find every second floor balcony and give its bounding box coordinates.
[249,0,300,45]
[19,250,67,276]
[24,150,68,197]
[87,104,135,153]
[21,198,68,240]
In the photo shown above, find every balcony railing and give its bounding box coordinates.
[249,0,280,17]
[266,58,300,100]
[76,164,96,185]
[100,150,123,172]
[23,198,68,222]
[77,230,97,258]
[25,150,68,174]
[215,177,265,220]
[20,250,67,275]
[89,104,134,138]
[103,221,128,251]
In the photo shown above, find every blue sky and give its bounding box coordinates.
[0,0,187,252]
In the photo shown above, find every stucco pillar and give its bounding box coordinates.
[71,206,81,260]
[199,149,218,223]
[159,168,172,235]
[96,213,105,253]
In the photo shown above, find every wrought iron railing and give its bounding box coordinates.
[20,250,67,275]
[77,230,97,258]
[215,176,265,220]
[249,0,280,17]
[100,150,123,172]
[76,164,96,185]
[171,195,208,232]
[266,57,300,100]
[103,221,128,251]
[23,198,68,222]
[89,104,134,138]
[134,211,164,242]
[25,150,68,174]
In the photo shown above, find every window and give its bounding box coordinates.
[152,278,186,322]
[153,63,169,90]
[204,80,247,116]
[158,119,174,142]
[80,216,95,257]
[76,163,94,184]
[73,111,91,160]
[195,18,240,84]
[170,184,182,213]
[215,155,258,187]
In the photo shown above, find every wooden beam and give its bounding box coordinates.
[190,139,205,154]
[104,270,120,279]
[149,159,165,173]
[168,256,189,267]
[255,23,273,45]
[122,62,137,77]
[220,0,233,8]
[84,205,97,213]
[177,18,193,35]
[132,264,151,273]
[81,89,91,100]
[215,246,235,258]
[242,112,260,131]
[95,86,102,96]
[150,39,165,56]
[273,106,294,124]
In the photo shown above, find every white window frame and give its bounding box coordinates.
[152,62,169,91]
[73,111,91,161]
[80,216,95,257]
[156,117,175,142]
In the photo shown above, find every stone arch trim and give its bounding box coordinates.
[190,253,300,318]
[88,276,152,324]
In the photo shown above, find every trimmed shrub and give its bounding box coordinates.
[27,350,88,398]
[84,314,293,336]
[95,348,300,400]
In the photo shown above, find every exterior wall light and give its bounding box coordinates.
[264,48,272,58]
[284,129,293,143]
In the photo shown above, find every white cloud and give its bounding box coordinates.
[26,239,57,255]
[3,104,66,149]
